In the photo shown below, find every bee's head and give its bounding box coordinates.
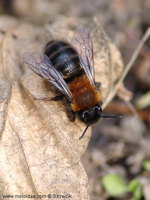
[78,104,121,140]
[78,104,102,125]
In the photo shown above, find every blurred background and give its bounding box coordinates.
[0,0,149,199]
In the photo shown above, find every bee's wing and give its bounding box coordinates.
[72,26,95,86]
[23,52,72,100]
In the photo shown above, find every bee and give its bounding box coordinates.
[23,26,117,139]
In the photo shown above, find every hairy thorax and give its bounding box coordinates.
[69,76,101,111]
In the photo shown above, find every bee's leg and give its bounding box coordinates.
[50,95,65,101]
[64,99,76,122]
[67,108,76,122]
[34,94,65,101]
[95,82,101,90]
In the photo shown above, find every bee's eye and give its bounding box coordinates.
[82,110,89,119]
[94,106,101,112]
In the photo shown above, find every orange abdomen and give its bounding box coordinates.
[69,76,101,111]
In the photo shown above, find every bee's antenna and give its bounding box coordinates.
[101,115,122,118]
[79,115,121,139]
[79,124,89,140]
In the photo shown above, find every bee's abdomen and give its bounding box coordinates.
[44,41,81,78]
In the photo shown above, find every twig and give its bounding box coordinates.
[103,27,150,109]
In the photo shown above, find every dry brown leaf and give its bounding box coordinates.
[0,16,124,199]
